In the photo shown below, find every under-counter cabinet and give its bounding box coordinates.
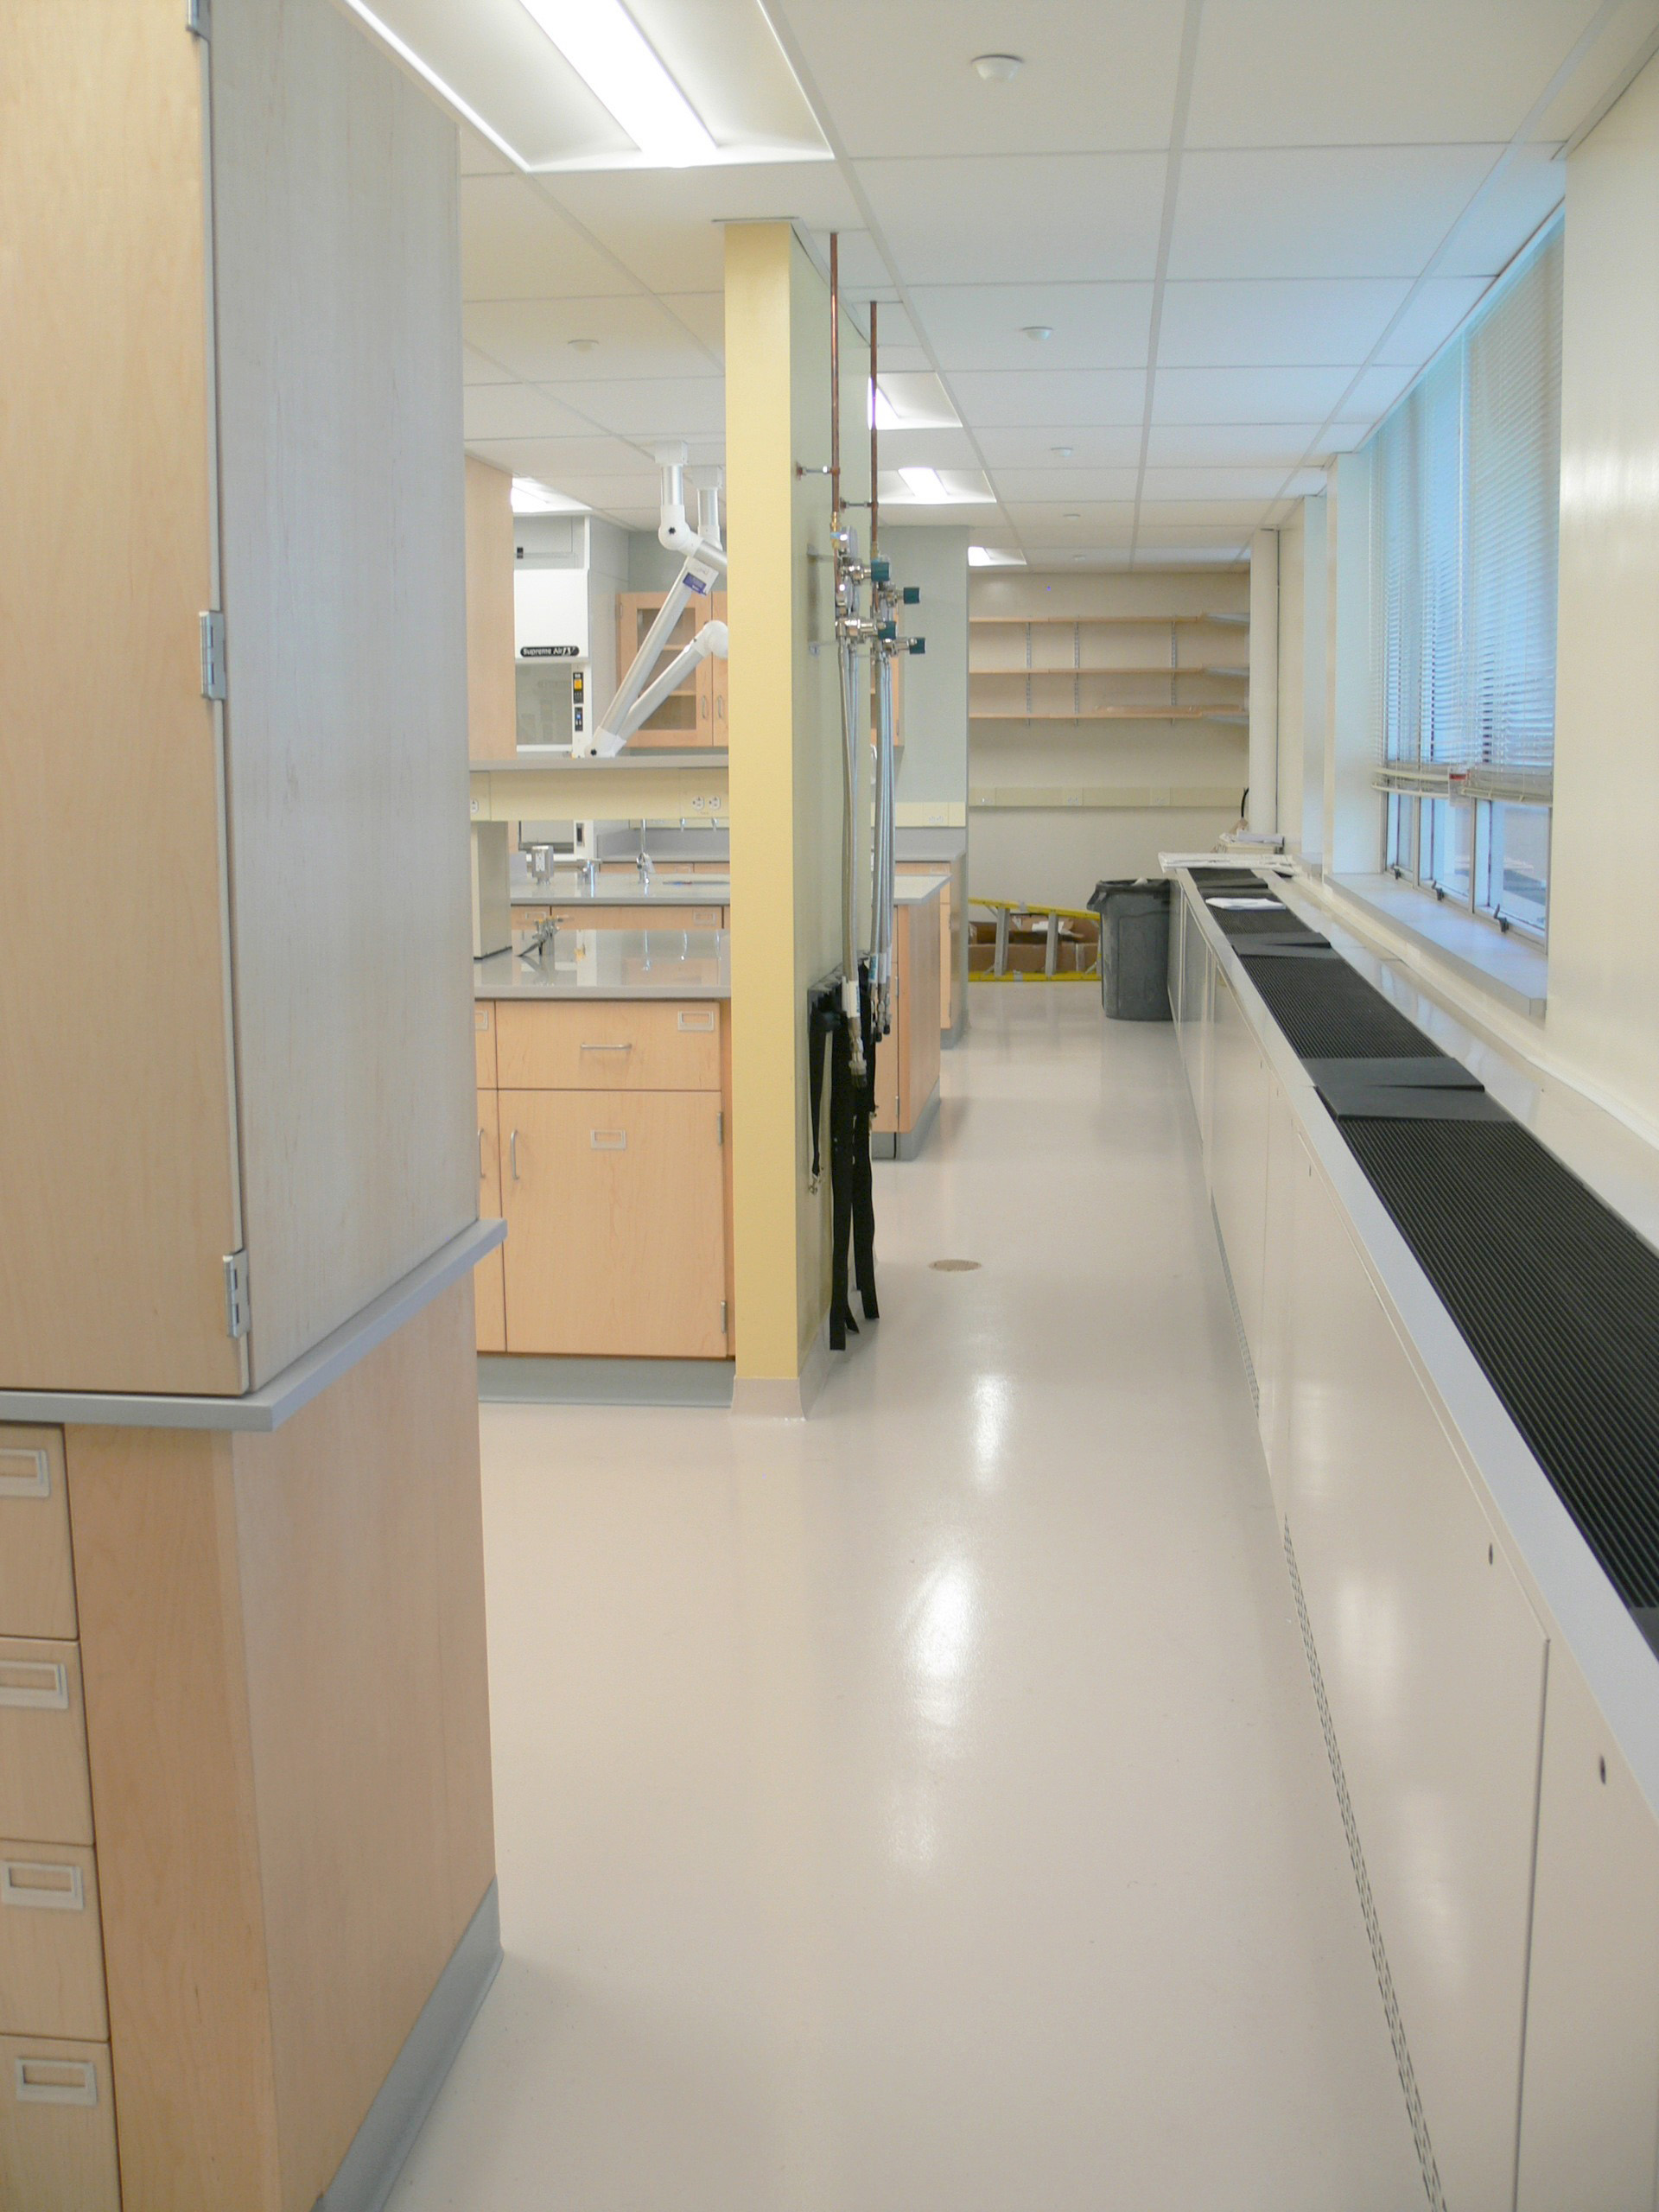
[479,1000,731,1358]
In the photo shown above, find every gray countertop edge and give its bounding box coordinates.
[0,1218,507,1435]
[1175,868,1659,1826]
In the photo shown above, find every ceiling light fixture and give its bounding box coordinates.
[900,466,950,502]
[971,53,1024,81]
[518,0,716,166]
[511,476,584,515]
[969,546,1027,567]
[1022,325,1053,342]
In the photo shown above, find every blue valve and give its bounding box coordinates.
[870,557,891,584]
[902,585,921,605]
[908,636,926,655]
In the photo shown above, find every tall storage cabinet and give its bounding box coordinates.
[1,3,499,2207]
[1,0,475,1396]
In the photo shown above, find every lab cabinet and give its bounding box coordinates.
[0,1844,108,2042]
[2,0,474,1399]
[0,2036,121,2212]
[499,1090,728,1357]
[616,591,728,748]
[476,1093,507,1355]
[871,883,944,1159]
[0,1430,77,1639]
[479,999,733,1358]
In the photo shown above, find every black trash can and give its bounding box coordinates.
[1088,878,1173,1021]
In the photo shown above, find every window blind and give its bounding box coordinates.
[1370,216,1562,804]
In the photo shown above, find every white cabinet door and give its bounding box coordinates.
[1281,1138,1547,2212]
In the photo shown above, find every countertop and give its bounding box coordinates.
[512,871,729,906]
[476,927,729,1001]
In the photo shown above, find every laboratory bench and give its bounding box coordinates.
[510,869,729,934]
[474,931,733,1363]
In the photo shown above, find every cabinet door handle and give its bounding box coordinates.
[0,1446,51,1500]
[1,1860,84,1913]
[579,1041,633,1053]
[590,1130,627,1151]
[0,1662,67,1710]
[509,1128,520,1182]
[15,2056,98,2107]
[478,1128,486,1179]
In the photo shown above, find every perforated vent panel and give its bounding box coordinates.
[1239,954,1451,1061]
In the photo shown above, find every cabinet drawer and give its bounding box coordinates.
[0,1642,92,1847]
[495,1000,721,1092]
[0,2035,120,2212]
[0,1846,105,2040]
[474,1001,497,1090]
[0,1430,76,1640]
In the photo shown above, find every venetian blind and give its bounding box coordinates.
[1370,214,1562,799]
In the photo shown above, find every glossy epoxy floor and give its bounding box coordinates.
[391,989,1424,2212]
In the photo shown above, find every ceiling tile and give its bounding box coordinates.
[992,468,1141,504]
[465,429,645,477]
[1373,275,1492,362]
[857,155,1167,285]
[1150,365,1366,422]
[873,426,982,471]
[1338,362,1418,418]
[1169,147,1503,281]
[552,378,729,439]
[461,176,638,302]
[1185,0,1605,147]
[1141,467,1321,501]
[1003,502,1138,534]
[1135,503,1274,528]
[1439,144,1567,276]
[1146,423,1329,466]
[463,344,517,386]
[463,296,721,383]
[1158,279,1412,366]
[775,0,1185,157]
[947,371,1148,429]
[462,385,614,441]
[910,284,1154,374]
[974,426,1144,469]
[660,294,727,359]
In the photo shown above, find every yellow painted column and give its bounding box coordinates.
[725,223,853,1408]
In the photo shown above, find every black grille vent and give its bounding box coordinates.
[1344,1120,1659,1610]
[1239,954,1451,1061]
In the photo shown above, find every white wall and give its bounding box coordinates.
[1275,509,1304,845]
[885,524,969,816]
[1545,51,1659,1131]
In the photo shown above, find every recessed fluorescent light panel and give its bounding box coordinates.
[969,546,1027,567]
[518,0,715,165]
[896,466,996,506]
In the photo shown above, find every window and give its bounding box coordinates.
[1372,217,1562,942]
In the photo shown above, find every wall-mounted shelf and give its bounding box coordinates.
[970,707,1247,723]
[969,612,1248,628]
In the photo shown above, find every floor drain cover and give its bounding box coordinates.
[931,1259,982,1272]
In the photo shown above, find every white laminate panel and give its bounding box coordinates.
[1208,970,1269,1370]
[1255,1079,1300,1516]
[1516,1639,1659,2212]
[1281,1138,1547,2212]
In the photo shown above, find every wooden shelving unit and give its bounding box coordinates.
[969,609,1249,727]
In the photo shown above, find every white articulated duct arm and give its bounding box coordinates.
[592,447,727,757]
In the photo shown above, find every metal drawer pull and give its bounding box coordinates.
[2,1861,84,1912]
[579,1041,632,1052]
[0,1662,67,1710]
[0,1447,50,1500]
[509,1129,520,1182]
[591,1131,627,1150]
[677,1010,715,1032]
[15,2056,98,2107]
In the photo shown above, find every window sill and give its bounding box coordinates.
[1325,872,1548,1018]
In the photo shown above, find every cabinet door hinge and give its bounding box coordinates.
[715,1109,725,1146]
[720,1300,728,1338]
[223,1249,250,1339]
[200,610,226,700]
[187,0,210,36]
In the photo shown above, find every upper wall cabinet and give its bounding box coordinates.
[0,0,474,1396]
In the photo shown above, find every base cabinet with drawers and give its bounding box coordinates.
[0,1429,118,2208]
[476,999,733,1358]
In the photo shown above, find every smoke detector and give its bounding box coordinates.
[972,53,1023,81]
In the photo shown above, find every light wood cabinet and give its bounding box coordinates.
[0,1640,93,1849]
[0,1844,107,2042]
[499,1090,728,1357]
[616,591,728,749]
[0,1430,76,1640]
[496,1000,721,1094]
[512,903,726,934]
[0,2035,121,2212]
[476,1094,505,1355]
[871,891,943,1154]
[2,0,473,1398]
[474,1003,498,1090]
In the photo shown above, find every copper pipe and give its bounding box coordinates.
[829,232,841,532]
[869,298,879,560]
